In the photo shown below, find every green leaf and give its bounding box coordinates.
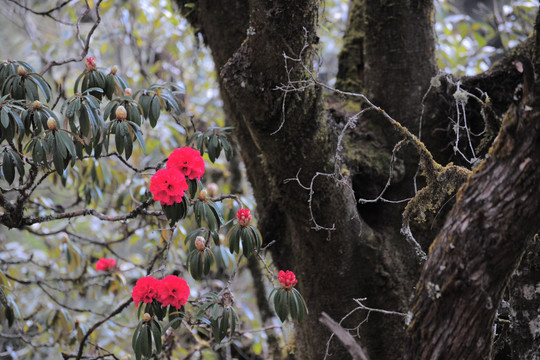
[57,130,77,158]
[229,307,237,336]
[138,94,151,118]
[211,304,220,320]
[24,79,39,101]
[2,151,15,184]
[132,324,141,360]
[288,291,298,320]
[188,251,200,279]
[249,225,263,252]
[208,202,224,230]
[219,305,229,340]
[203,250,213,275]
[151,320,162,354]
[131,123,146,154]
[227,225,241,254]
[196,134,204,154]
[55,132,67,159]
[140,324,152,357]
[124,125,133,160]
[1,108,9,128]
[293,288,308,322]
[161,317,182,335]
[52,141,64,176]
[128,103,141,125]
[105,75,115,99]
[211,318,221,343]
[8,149,24,178]
[161,316,183,335]
[150,95,160,127]
[79,107,90,137]
[30,74,52,102]
[5,306,15,327]
[0,287,9,308]
[115,123,125,155]
[185,228,205,247]
[221,136,233,160]
[240,227,254,255]
[275,290,289,322]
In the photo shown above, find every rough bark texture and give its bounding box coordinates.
[363,0,437,131]
[507,237,540,360]
[405,62,540,359]
[175,0,540,359]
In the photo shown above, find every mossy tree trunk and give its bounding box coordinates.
[176,1,540,359]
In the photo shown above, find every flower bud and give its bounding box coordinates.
[85,57,97,71]
[61,235,69,244]
[236,208,252,227]
[47,117,57,130]
[110,65,118,75]
[124,88,132,97]
[207,183,218,197]
[17,65,26,76]
[115,105,127,120]
[195,236,206,252]
[198,189,208,201]
[32,100,42,110]
[143,313,152,322]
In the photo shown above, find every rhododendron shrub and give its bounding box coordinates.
[0,52,307,360]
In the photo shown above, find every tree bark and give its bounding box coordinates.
[405,61,540,358]
[176,1,540,359]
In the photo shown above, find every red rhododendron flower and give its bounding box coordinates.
[236,208,252,227]
[85,57,97,71]
[95,258,116,271]
[166,147,205,180]
[149,168,188,206]
[278,270,298,290]
[157,275,190,309]
[132,276,161,307]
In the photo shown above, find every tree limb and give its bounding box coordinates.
[320,312,369,360]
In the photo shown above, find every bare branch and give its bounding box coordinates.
[320,312,370,360]
[39,0,104,75]
[21,199,159,227]
[75,297,133,360]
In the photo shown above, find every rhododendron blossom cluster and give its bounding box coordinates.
[149,147,205,206]
[149,168,188,206]
[132,275,190,309]
[278,270,298,290]
[236,208,252,227]
[95,258,116,271]
[167,147,206,180]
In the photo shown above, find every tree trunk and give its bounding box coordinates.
[405,73,540,358]
[176,1,540,358]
